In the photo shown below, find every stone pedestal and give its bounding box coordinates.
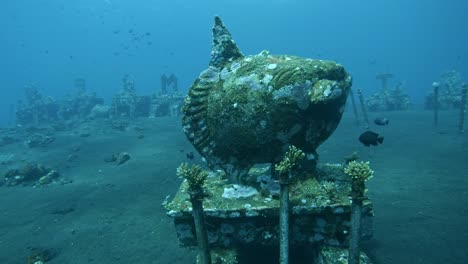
[165,164,374,263]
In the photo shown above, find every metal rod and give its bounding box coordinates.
[357,89,369,129]
[349,88,360,126]
[161,74,168,95]
[459,85,467,134]
[433,82,439,128]
[190,187,211,264]
[279,172,291,264]
[349,193,363,264]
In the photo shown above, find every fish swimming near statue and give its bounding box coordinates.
[359,131,384,147]
[182,16,353,183]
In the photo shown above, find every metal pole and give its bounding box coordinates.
[349,182,363,264]
[357,89,369,129]
[161,74,168,95]
[349,89,360,126]
[190,187,211,264]
[433,82,439,128]
[279,172,291,264]
[459,85,467,134]
[345,161,373,264]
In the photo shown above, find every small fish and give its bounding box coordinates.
[186,152,194,160]
[374,117,389,126]
[359,131,384,147]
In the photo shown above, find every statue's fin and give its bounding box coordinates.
[209,16,243,68]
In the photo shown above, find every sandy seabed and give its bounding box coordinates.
[0,110,467,264]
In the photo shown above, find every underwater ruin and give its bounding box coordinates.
[364,74,412,112]
[165,17,374,263]
[425,70,466,110]
[14,74,184,128]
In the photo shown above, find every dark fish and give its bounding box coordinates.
[186,152,194,160]
[374,117,389,126]
[359,131,384,147]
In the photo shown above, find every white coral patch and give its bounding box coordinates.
[261,74,273,85]
[222,185,258,199]
[324,85,332,97]
[199,66,220,83]
[267,63,277,70]
[236,74,262,90]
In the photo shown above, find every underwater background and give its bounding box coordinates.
[1,0,467,122]
[1,0,467,263]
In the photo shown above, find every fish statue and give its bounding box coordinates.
[182,16,352,183]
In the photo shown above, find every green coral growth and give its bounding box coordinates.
[343,161,373,182]
[177,163,209,188]
[274,145,305,175]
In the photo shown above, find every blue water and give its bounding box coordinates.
[1,0,467,125]
[1,1,468,263]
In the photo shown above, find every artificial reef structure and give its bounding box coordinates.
[364,74,412,112]
[165,17,374,263]
[425,70,466,110]
[14,74,183,128]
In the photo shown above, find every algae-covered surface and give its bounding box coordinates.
[319,246,373,264]
[182,17,352,181]
[164,163,360,218]
[197,249,238,264]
